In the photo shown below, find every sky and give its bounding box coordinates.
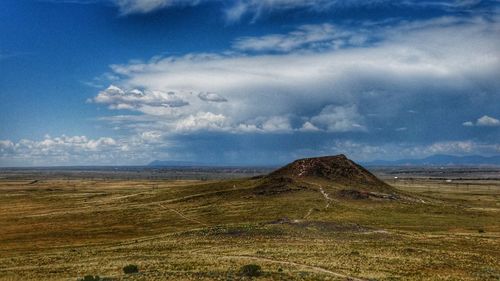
[1,0,499,166]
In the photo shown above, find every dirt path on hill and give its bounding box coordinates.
[306,182,334,209]
[319,187,332,208]
[222,255,368,281]
[301,183,334,219]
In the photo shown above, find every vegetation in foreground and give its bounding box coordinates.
[0,164,498,280]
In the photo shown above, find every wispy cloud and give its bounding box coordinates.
[112,0,202,15]
[226,0,497,22]
[224,0,337,22]
[232,23,368,52]
[42,0,493,19]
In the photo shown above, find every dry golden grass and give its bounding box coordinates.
[0,176,498,280]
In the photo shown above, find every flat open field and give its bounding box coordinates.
[0,169,499,280]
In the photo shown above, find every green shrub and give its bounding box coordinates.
[123,264,139,274]
[239,264,262,277]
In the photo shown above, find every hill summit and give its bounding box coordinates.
[261,154,394,194]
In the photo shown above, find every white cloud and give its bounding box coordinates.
[309,105,365,132]
[92,85,298,134]
[0,135,119,166]
[463,115,500,127]
[299,121,321,132]
[93,17,499,138]
[261,116,293,132]
[0,140,15,154]
[93,85,189,113]
[140,130,163,142]
[174,112,228,133]
[74,16,500,165]
[477,115,500,126]
[0,134,172,167]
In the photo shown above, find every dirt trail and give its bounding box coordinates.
[319,187,332,209]
[306,182,334,209]
[301,183,334,219]
[158,204,208,226]
[222,255,368,281]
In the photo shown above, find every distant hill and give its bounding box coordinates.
[364,154,500,166]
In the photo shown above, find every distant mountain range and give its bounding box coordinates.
[364,154,500,166]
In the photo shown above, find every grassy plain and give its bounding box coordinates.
[0,172,498,280]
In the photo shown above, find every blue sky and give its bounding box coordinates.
[1,0,499,166]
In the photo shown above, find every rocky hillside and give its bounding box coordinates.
[257,154,395,195]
